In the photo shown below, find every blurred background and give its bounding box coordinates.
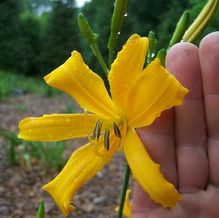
[0,0,218,217]
[0,0,218,81]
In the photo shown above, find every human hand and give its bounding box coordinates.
[132,32,219,218]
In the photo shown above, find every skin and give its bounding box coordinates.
[132,32,219,218]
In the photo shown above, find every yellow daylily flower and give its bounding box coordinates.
[18,34,188,217]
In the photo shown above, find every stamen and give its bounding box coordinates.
[104,129,110,150]
[96,121,102,141]
[92,120,102,141]
[113,122,121,138]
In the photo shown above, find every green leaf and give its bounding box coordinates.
[36,201,45,218]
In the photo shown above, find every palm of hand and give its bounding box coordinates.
[132,32,219,218]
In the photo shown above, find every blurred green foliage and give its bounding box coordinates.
[0,71,58,100]
[0,128,67,170]
[0,0,28,73]
[0,0,218,77]
[40,0,80,73]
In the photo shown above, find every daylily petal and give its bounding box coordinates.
[127,58,188,128]
[108,34,148,111]
[123,189,132,218]
[43,137,118,217]
[18,114,99,142]
[44,51,118,120]
[115,189,132,218]
[123,129,181,207]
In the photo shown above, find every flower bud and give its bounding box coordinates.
[78,13,98,44]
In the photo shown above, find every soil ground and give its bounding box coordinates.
[0,94,127,218]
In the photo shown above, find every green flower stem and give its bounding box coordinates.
[108,0,128,66]
[117,163,130,218]
[108,2,130,215]
[90,43,109,78]
[182,0,218,42]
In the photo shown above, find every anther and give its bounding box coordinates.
[92,120,102,141]
[104,129,110,150]
[113,122,121,138]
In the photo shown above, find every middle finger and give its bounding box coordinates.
[166,42,208,193]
